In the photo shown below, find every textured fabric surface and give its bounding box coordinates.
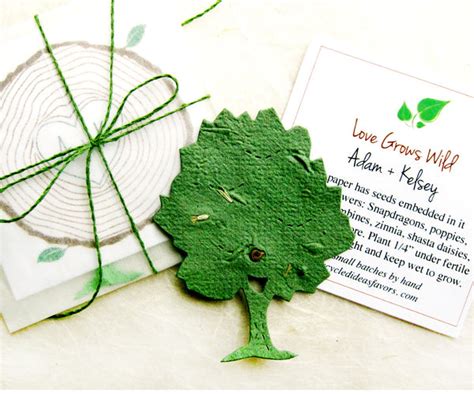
[0,0,472,389]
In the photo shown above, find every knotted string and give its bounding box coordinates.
[0,0,209,317]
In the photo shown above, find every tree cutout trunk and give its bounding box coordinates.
[222,284,296,362]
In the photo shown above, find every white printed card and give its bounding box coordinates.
[284,38,473,337]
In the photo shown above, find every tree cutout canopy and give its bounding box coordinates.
[154,109,354,362]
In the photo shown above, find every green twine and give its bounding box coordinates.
[102,0,115,130]
[181,0,222,26]
[0,0,210,318]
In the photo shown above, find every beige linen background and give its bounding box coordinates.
[0,0,472,389]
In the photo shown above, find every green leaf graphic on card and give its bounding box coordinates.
[397,102,413,122]
[75,266,143,299]
[37,247,66,263]
[126,24,146,48]
[417,98,449,122]
[397,98,449,129]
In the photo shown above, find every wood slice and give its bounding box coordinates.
[0,42,193,247]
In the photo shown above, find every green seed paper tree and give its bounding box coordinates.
[154,109,354,362]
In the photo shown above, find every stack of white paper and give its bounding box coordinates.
[0,0,213,331]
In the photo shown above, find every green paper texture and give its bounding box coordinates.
[154,108,354,362]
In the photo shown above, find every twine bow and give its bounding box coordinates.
[0,0,209,317]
